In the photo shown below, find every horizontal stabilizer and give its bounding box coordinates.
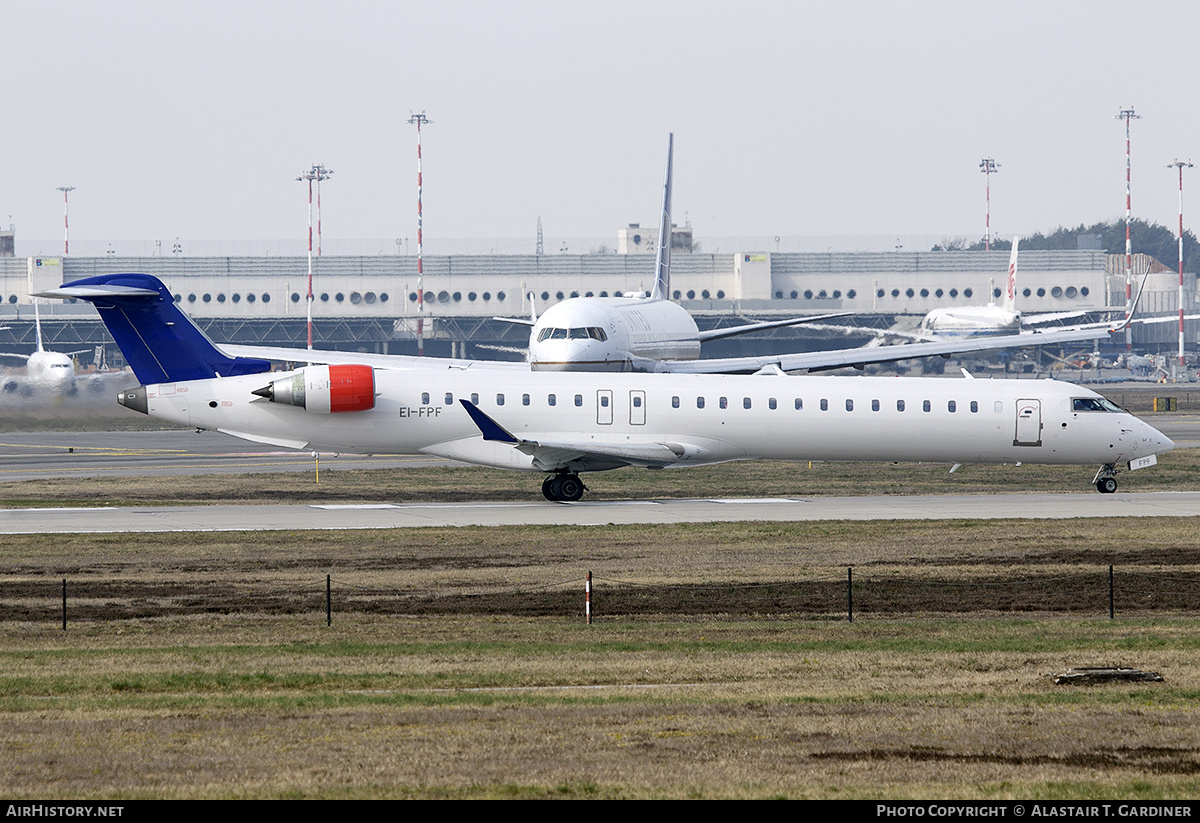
[37,273,272,385]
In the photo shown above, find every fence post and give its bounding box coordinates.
[1109,565,1114,620]
[847,567,853,623]
[586,571,592,625]
[326,574,332,626]
[61,578,66,631]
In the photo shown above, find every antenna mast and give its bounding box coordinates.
[296,167,317,349]
[56,186,75,255]
[1169,159,1193,374]
[408,112,432,356]
[979,159,999,251]
[1116,107,1140,349]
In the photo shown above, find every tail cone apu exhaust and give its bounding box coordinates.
[252,364,375,414]
[117,386,148,415]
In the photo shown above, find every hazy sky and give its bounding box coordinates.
[4,0,1199,253]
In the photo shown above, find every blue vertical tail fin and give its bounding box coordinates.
[36,273,271,384]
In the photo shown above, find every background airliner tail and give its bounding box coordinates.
[651,133,673,301]
[37,273,271,385]
[1003,237,1020,314]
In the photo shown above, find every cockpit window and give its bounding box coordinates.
[1073,397,1123,413]
[588,327,607,341]
[569,327,589,339]
[550,328,567,340]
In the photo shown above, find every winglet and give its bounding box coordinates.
[651,133,673,301]
[1109,269,1152,333]
[459,399,519,443]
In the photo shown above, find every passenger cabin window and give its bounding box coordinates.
[970,401,978,413]
[471,393,479,405]
[948,400,957,413]
[897,400,905,412]
[994,401,1003,414]
[845,399,854,412]
[421,392,430,405]
[600,395,609,407]
[497,393,505,406]
[719,397,728,409]
[522,394,530,406]
[697,397,705,409]
[743,397,751,409]
[769,398,777,410]
[794,398,803,410]
[575,394,583,407]
[548,394,556,406]
[923,400,931,412]
[871,399,880,411]
[672,396,680,408]
[820,399,829,411]
[444,392,453,405]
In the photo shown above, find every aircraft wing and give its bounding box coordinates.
[658,325,1116,374]
[459,399,681,471]
[695,311,854,343]
[1023,310,1097,325]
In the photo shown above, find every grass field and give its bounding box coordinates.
[3,516,1200,798]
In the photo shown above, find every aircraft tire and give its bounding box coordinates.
[556,474,585,502]
[1096,477,1118,494]
[542,476,558,501]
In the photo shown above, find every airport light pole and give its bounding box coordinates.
[408,112,431,356]
[1116,107,1140,350]
[979,159,999,251]
[312,164,333,255]
[1169,159,1193,374]
[56,186,75,255]
[297,167,317,349]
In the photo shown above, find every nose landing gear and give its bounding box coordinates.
[542,472,586,502]
[1093,463,1118,494]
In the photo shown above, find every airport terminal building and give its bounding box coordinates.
[0,242,1193,367]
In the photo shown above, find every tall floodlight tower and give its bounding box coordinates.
[296,167,318,349]
[1116,107,1140,349]
[312,164,333,255]
[979,159,999,251]
[56,186,75,255]
[1169,159,1193,373]
[408,112,432,356]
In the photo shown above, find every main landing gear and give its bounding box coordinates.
[1094,463,1118,494]
[542,472,586,502]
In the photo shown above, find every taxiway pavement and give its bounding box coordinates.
[5,492,1200,534]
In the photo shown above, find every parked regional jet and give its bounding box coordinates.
[40,272,1172,501]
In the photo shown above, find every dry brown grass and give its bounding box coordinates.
[2,518,1200,798]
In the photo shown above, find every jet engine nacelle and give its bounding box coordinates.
[252,364,376,413]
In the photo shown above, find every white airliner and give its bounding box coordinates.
[0,299,85,395]
[40,272,1173,502]
[915,238,1096,338]
[495,134,852,372]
